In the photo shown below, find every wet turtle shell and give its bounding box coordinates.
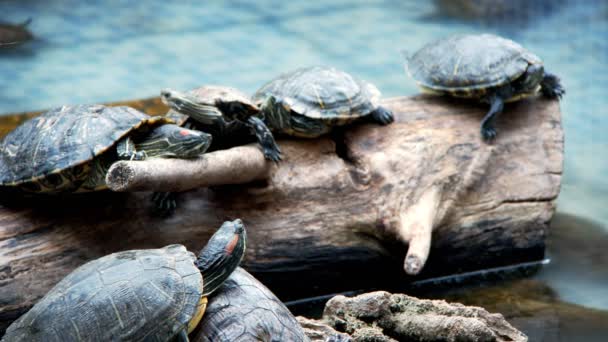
[192,267,308,341]
[252,66,383,122]
[164,87,255,152]
[166,86,257,126]
[0,104,170,192]
[407,33,543,99]
[3,245,205,341]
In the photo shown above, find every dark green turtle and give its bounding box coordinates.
[161,66,394,161]
[191,267,308,341]
[2,219,246,342]
[406,33,565,141]
[162,87,254,153]
[0,104,211,210]
[0,18,33,48]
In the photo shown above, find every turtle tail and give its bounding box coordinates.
[195,219,247,296]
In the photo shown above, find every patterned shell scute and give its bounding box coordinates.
[3,245,204,342]
[0,104,170,185]
[408,34,542,91]
[193,268,308,342]
[190,86,255,107]
[253,66,381,120]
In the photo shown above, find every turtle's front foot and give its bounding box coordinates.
[131,151,147,161]
[262,144,282,162]
[480,124,497,142]
[371,106,395,125]
[248,116,282,162]
[152,192,177,216]
[541,73,565,99]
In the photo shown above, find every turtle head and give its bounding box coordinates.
[137,124,212,159]
[161,88,224,125]
[516,62,545,95]
[196,219,247,296]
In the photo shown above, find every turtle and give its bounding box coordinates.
[0,104,211,211]
[162,87,255,153]
[0,18,33,48]
[191,267,309,341]
[2,219,247,342]
[406,33,565,141]
[161,66,395,161]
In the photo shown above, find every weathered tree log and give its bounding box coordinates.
[0,95,563,333]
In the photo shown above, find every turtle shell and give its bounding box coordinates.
[407,34,542,97]
[252,66,382,121]
[192,268,307,341]
[165,86,256,126]
[3,245,204,342]
[189,86,256,109]
[0,104,170,189]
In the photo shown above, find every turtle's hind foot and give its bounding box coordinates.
[541,73,565,99]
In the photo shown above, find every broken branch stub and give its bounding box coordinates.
[106,145,273,192]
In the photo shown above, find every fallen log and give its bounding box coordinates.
[0,95,563,333]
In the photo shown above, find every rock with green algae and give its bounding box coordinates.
[299,291,527,342]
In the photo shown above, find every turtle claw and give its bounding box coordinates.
[152,192,177,217]
[481,126,497,142]
[541,73,565,99]
[372,106,395,125]
[263,146,282,162]
[131,151,147,161]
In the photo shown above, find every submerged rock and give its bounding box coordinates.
[301,291,527,342]
[297,317,352,342]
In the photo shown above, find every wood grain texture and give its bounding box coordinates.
[0,95,563,334]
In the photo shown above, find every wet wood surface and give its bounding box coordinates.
[0,95,563,333]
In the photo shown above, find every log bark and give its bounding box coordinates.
[106,146,273,192]
[0,95,563,333]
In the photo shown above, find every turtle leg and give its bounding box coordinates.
[116,137,146,161]
[540,72,565,99]
[480,95,504,142]
[151,192,177,216]
[176,329,189,342]
[370,106,394,125]
[246,116,282,162]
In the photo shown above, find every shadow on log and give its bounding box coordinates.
[0,95,563,333]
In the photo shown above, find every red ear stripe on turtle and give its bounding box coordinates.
[179,129,191,136]
[224,234,240,255]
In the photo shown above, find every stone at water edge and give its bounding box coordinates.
[299,291,527,342]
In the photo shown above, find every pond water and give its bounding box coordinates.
[1,0,607,339]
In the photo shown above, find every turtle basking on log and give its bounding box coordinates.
[191,267,309,342]
[0,18,33,48]
[0,104,211,211]
[406,33,565,141]
[161,66,394,161]
[2,219,246,342]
